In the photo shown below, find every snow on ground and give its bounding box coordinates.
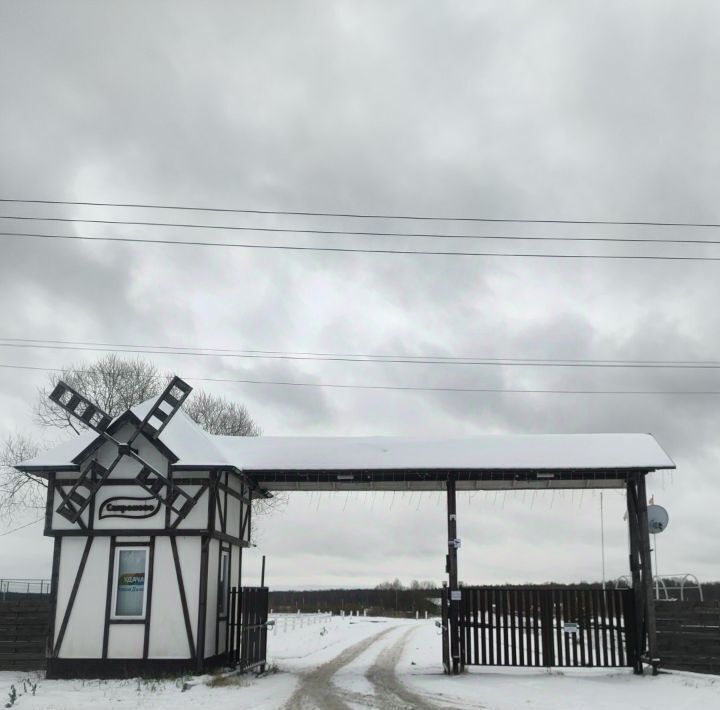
[398,622,720,710]
[1,616,719,709]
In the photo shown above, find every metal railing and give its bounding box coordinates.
[615,573,704,601]
[0,578,52,598]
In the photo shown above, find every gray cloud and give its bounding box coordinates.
[2,0,720,586]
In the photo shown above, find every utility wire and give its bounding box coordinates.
[2,338,720,370]
[2,336,719,366]
[3,214,720,246]
[0,516,44,537]
[2,197,719,229]
[1,362,719,396]
[4,230,720,262]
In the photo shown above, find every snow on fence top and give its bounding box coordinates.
[18,397,674,475]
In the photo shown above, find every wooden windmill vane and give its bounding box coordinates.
[49,376,195,523]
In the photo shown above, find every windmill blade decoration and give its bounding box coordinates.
[49,382,113,434]
[50,376,196,524]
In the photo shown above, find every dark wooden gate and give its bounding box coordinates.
[656,600,720,675]
[445,587,638,670]
[227,586,270,672]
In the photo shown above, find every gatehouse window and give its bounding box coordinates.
[111,547,149,619]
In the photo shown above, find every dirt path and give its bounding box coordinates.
[282,624,450,710]
[365,628,445,710]
[282,626,398,710]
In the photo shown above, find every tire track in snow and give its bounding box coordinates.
[282,625,399,710]
[365,627,450,710]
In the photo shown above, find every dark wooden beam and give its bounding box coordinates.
[47,536,62,657]
[446,474,461,674]
[53,537,93,657]
[636,473,659,673]
[142,538,156,659]
[170,537,196,659]
[626,479,644,674]
[196,535,210,673]
[102,537,117,659]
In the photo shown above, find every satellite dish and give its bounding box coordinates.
[647,505,669,534]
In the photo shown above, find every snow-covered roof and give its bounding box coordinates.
[18,397,233,470]
[213,433,674,472]
[17,396,674,475]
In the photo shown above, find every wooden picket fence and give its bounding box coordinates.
[656,600,720,674]
[226,586,270,672]
[0,599,50,670]
[444,586,638,670]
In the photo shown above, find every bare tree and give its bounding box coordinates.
[0,433,44,520]
[409,579,436,590]
[183,390,261,437]
[35,354,164,434]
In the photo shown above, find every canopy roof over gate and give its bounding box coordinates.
[17,398,675,491]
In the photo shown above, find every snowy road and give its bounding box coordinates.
[283,624,446,710]
[2,617,720,709]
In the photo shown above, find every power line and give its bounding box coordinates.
[3,214,720,246]
[3,338,720,370]
[3,337,715,366]
[2,197,719,229]
[1,361,719,396]
[4,230,720,262]
[6,337,720,365]
[0,516,44,537]
[3,336,719,365]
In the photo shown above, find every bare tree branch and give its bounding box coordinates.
[183,390,261,437]
[0,433,45,521]
[35,354,165,432]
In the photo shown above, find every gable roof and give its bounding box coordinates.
[17,397,232,471]
[17,396,675,477]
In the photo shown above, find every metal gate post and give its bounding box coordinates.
[446,474,462,674]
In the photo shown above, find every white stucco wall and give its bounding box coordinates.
[107,624,144,659]
[176,536,201,646]
[56,537,109,658]
[148,537,195,658]
[204,538,219,657]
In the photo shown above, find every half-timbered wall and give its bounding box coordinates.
[46,427,252,675]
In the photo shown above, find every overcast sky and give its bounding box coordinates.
[1,1,719,590]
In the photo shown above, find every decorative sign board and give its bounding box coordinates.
[563,622,579,634]
[99,495,162,520]
[450,590,462,601]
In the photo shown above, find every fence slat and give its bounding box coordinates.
[451,587,634,670]
[516,589,525,666]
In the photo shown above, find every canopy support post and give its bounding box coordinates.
[626,473,658,675]
[446,474,462,675]
[637,473,659,673]
[626,478,644,673]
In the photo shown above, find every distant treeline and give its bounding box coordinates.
[269,579,719,615]
[268,587,442,616]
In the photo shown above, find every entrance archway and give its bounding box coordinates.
[18,377,674,678]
